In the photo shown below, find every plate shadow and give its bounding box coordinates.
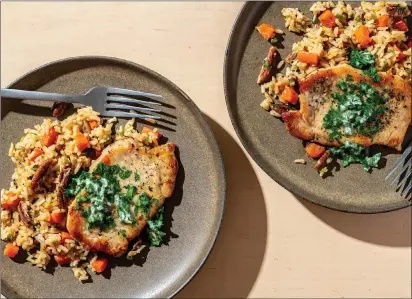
[296,197,411,247]
[176,115,267,299]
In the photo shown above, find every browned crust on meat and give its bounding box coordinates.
[282,65,411,150]
[31,159,54,191]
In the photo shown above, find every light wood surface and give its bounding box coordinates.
[1,2,411,298]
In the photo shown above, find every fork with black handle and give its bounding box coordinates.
[0,86,163,120]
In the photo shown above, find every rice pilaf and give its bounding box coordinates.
[1,107,157,281]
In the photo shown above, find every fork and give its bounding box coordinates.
[0,86,163,120]
[386,139,412,199]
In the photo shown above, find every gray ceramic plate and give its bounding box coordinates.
[0,56,225,298]
[224,1,411,213]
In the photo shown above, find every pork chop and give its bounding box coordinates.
[66,139,178,257]
[282,65,411,150]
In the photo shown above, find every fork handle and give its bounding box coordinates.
[0,88,83,103]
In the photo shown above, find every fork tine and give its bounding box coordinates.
[397,165,411,186]
[386,144,412,180]
[108,96,162,106]
[401,181,411,196]
[106,103,161,113]
[106,87,162,99]
[391,161,411,185]
[104,110,161,120]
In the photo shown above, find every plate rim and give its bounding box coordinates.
[1,55,227,298]
[223,2,410,214]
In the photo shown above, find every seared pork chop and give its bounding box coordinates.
[282,65,411,150]
[66,139,178,257]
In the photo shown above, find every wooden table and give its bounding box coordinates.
[2,2,411,298]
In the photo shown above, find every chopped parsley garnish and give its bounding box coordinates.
[65,163,139,230]
[270,37,278,44]
[350,49,375,69]
[330,142,381,171]
[135,192,152,216]
[147,207,166,247]
[119,229,127,238]
[323,76,388,141]
[363,67,380,82]
[119,170,132,179]
[350,49,381,82]
[312,15,318,24]
[134,172,140,181]
[263,58,271,69]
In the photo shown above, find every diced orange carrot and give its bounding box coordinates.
[142,127,162,141]
[29,148,44,162]
[1,192,20,210]
[50,211,65,225]
[41,127,58,147]
[75,132,89,151]
[354,25,372,48]
[256,23,276,40]
[54,255,71,265]
[88,120,99,130]
[376,15,389,27]
[280,86,300,105]
[297,51,319,65]
[318,9,336,27]
[91,257,108,273]
[102,155,111,165]
[305,143,326,159]
[394,20,408,32]
[4,243,19,258]
[61,232,73,243]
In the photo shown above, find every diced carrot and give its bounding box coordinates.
[256,23,276,40]
[297,51,319,65]
[394,20,408,32]
[376,15,389,27]
[318,10,336,27]
[54,255,71,265]
[75,132,89,151]
[1,192,20,210]
[41,127,58,147]
[305,143,326,159]
[61,232,73,243]
[50,211,65,225]
[280,86,299,105]
[88,120,99,130]
[4,243,19,258]
[142,127,162,141]
[29,148,44,162]
[102,155,111,165]
[354,25,372,48]
[91,257,108,273]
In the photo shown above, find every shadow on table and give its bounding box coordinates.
[296,197,411,247]
[176,115,267,299]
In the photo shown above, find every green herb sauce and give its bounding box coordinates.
[65,163,143,230]
[147,207,166,247]
[323,75,388,141]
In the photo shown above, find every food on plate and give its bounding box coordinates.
[66,140,177,257]
[257,1,411,175]
[282,65,411,150]
[1,107,178,281]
